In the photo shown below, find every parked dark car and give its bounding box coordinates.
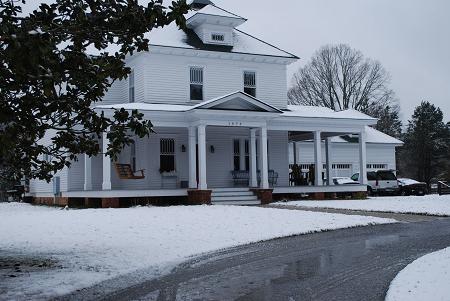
[397,178,428,196]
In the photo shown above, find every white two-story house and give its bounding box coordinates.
[28,0,386,207]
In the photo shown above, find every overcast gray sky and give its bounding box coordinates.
[22,0,449,122]
[214,0,450,123]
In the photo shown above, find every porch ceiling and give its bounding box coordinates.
[289,131,351,142]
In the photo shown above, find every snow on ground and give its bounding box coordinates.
[385,247,450,301]
[275,194,450,216]
[0,202,394,299]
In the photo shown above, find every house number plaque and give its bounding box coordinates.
[228,121,243,126]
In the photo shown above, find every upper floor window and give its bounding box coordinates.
[129,70,135,103]
[211,33,225,42]
[190,67,203,101]
[243,71,256,97]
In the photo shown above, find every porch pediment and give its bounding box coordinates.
[191,91,283,113]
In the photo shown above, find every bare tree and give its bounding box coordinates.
[288,44,398,117]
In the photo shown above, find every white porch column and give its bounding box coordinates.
[239,137,246,171]
[198,124,207,190]
[102,131,112,190]
[83,154,92,191]
[313,130,323,186]
[188,126,197,189]
[359,129,368,185]
[249,129,258,187]
[325,137,333,186]
[259,126,269,189]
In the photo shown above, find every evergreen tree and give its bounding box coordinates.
[370,105,402,138]
[402,101,448,184]
[0,0,190,181]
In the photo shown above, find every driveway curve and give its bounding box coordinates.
[58,217,450,301]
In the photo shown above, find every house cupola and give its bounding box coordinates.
[190,0,213,10]
[187,0,246,46]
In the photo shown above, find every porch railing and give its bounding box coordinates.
[438,181,450,195]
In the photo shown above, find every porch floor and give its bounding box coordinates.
[273,185,367,194]
[59,185,367,199]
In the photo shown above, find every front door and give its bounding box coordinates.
[233,138,250,171]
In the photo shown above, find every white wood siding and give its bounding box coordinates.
[101,56,142,106]
[205,128,289,188]
[67,157,84,191]
[102,52,288,109]
[268,131,290,187]
[28,130,68,194]
[63,127,290,191]
[101,78,127,106]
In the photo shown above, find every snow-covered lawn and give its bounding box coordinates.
[385,247,450,301]
[275,194,450,216]
[0,203,394,299]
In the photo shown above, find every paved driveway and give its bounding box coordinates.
[58,215,450,301]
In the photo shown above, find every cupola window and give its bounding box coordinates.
[211,33,225,42]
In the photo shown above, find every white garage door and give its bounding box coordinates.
[330,164,353,177]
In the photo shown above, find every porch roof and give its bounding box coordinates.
[289,126,404,145]
[283,105,376,121]
[95,95,379,130]
[96,91,283,114]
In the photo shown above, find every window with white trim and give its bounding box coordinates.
[190,67,203,101]
[130,141,136,171]
[245,140,250,171]
[243,71,256,97]
[233,139,251,171]
[160,138,175,172]
[129,70,135,103]
[233,139,240,171]
[211,33,225,42]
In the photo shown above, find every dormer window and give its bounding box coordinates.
[129,70,135,103]
[243,71,256,97]
[211,33,225,42]
[190,67,204,101]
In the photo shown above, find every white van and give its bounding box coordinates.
[351,170,399,195]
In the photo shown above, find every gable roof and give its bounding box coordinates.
[331,126,403,145]
[96,92,282,114]
[186,4,246,21]
[191,91,283,113]
[365,126,403,145]
[145,23,298,59]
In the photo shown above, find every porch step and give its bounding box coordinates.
[211,200,261,206]
[211,191,254,197]
[212,187,250,192]
[211,195,258,202]
[211,188,261,206]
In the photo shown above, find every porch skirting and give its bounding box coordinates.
[25,184,368,208]
[272,185,368,201]
[25,195,190,208]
